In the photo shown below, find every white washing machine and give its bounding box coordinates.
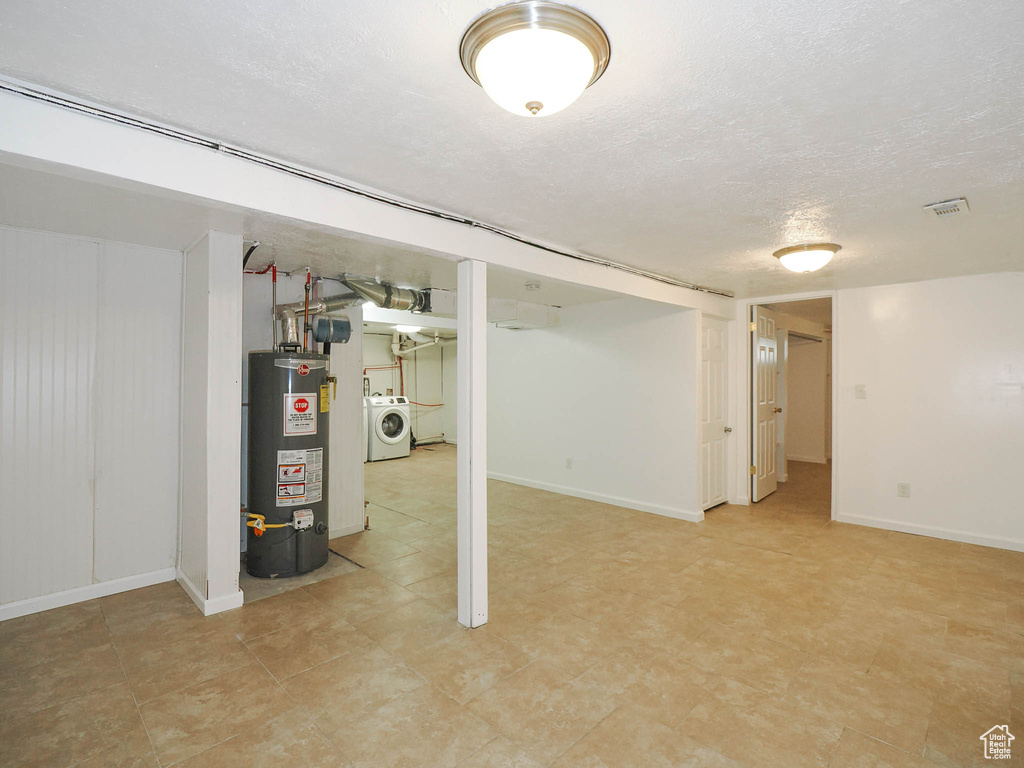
[365,395,411,461]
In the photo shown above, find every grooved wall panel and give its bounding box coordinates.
[0,226,182,607]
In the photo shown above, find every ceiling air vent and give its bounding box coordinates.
[923,197,969,217]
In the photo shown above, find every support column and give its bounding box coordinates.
[457,259,488,628]
[178,230,244,615]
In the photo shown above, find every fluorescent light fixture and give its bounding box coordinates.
[772,243,841,273]
[460,2,610,117]
[362,301,375,308]
[396,325,422,333]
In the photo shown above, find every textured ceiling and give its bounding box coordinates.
[1,0,1023,296]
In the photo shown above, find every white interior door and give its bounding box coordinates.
[776,329,788,483]
[752,305,779,502]
[700,316,729,510]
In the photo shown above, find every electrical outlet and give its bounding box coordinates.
[897,483,911,498]
[566,458,573,470]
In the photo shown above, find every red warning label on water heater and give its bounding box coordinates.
[283,393,317,436]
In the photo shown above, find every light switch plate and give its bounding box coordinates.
[854,384,868,399]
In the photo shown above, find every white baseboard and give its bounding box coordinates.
[0,567,176,622]
[787,455,828,464]
[835,513,1024,553]
[176,569,244,616]
[487,472,703,523]
[329,523,365,539]
[728,496,750,506]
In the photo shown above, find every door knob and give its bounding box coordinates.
[723,426,732,433]
[774,407,783,413]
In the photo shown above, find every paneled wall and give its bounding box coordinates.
[0,226,182,614]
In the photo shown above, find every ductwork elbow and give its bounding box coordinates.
[343,274,429,313]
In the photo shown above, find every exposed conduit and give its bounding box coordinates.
[0,79,735,299]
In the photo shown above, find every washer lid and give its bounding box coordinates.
[375,407,409,444]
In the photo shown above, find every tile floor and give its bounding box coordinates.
[2,445,1022,767]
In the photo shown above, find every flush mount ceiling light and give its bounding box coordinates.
[459,1,611,117]
[772,243,841,273]
[396,325,422,334]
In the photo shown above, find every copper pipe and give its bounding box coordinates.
[302,269,310,352]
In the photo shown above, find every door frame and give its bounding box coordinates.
[729,290,838,520]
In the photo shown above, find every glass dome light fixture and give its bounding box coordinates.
[773,243,841,273]
[459,1,611,117]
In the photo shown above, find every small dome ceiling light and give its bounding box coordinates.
[773,243,841,273]
[459,1,611,117]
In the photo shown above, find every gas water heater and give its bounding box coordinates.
[246,351,332,578]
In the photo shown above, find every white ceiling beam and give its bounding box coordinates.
[0,88,732,315]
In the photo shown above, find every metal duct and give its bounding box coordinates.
[276,292,361,347]
[342,275,429,313]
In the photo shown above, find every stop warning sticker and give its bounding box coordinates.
[283,392,317,436]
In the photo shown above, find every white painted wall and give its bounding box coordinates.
[786,339,829,463]
[0,226,181,618]
[178,231,244,614]
[835,272,1024,550]
[241,274,364,539]
[488,298,701,521]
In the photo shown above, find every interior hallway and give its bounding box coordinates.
[1,446,1022,767]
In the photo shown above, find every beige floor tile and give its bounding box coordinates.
[553,706,740,768]
[112,615,251,703]
[76,739,161,767]
[220,587,327,641]
[139,662,294,765]
[0,683,151,768]
[924,697,1012,768]
[943,620,1024,672]
[505,613,619,677]
[676,623,808,695]
[467,661,617,763]
[379,519,445,543]
[763,603,886,670]
[409,531,458,563]
[828,728,932,768]
[98,581,203,636]
[404,627,532,703]
[330,686,495,767]
[679,679,843,767]
[484,588,563,641]
[0,602,111,670]
[245,610,372,680]
[457,736,549,767]
[0,640,126,718]
[175,710,344,768]
[303,567,419,623]
[575,647,719,729]
[329,529,421,568]
[282,643,425,735]
[869,635,1011,710]
[406,567,459,608]
[357,598,464,657]
[372,550,453,586]
[786,656,933,754]
[362,504,420,530]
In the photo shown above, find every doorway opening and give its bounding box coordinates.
[750,297,832,521]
